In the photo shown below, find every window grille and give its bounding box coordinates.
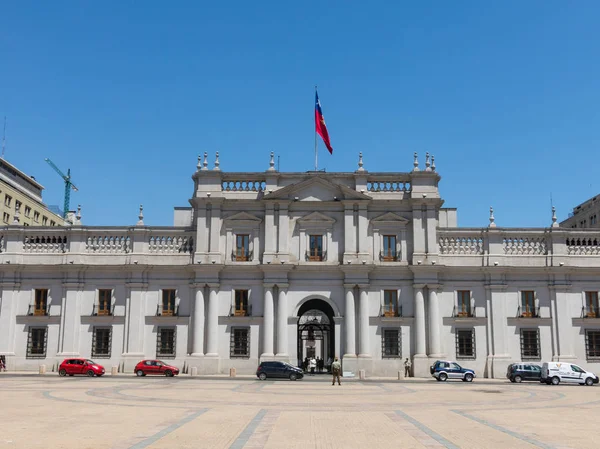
[586,330,600,360]
[27,327,47,358]
[381,329,401,358]
[456,328,475,359]
[156,327,176,358]
[92,327,112,358]
[520,328,540,360]
[230,328,250,358]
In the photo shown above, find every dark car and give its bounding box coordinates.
[430,360,475,382]
[256,361,304,381]
[507,363,541,383]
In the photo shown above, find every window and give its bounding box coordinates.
[33,211,40,222]
[92,327,112,358]
[585,292,599,318]
[34,289,48,316]
[97,289,112,316]
[520,291,535,317]
[50,220,56,226]
[15,200,21,211]
[520,329,540,360]
[230,328,250,358]
[24,206,31,217]
[383,290,398,317]
[381,329,401,358]
[457,291,471,317]
[235,234,250,261]
[42,216,48,226]
[308,235,323,261]
[382,235,397,261]
[161,289,176,316]
[2,212,8,223]
[234,290,249,316]
[27,327,47,358]
[456,329,475,359]
[586,330,600,360]
[4,195,11,207]
[592,215,598,225]
[156,327,176,357]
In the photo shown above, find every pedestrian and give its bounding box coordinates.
[0,355,6,372]
[404,358,412,378]
[309,357,316,375]
[331,357,341,385]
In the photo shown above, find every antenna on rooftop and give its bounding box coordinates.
[1,116,6,159]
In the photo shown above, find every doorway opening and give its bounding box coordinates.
[297,299,335,373]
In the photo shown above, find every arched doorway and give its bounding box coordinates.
[297,299,335,372]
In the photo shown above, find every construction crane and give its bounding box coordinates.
[44,158,78,219]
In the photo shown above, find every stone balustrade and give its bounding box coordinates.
[367,178,411,192]
[502,234,548,255]
[221,180,266,192]
[438,232,484,255]
[23,234,69,253]
[566,235,600,255]
[86,235,131,254]
[148,235,194,253]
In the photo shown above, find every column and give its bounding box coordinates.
[552,286,575,360]
[59,282,81,355]
[195,206,208,254]
[191,286,205,356]
[412,208,425,255]
[209,203,221,256]
[262,285,274,357]
[277,204,289,256]
[343,205,356,258]
[344,287,356,356]
[264,205,275,254]
[0,283,18,355]
[205,285,219,357]
[334,320,342,359]
[276,286,288,356]
[357,205,369,256]
[414,285,426,356]
[358,287,370,357]
[426,206,438,255]
[428,286,442,357]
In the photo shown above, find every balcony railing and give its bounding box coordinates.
[231,250,253,261]
[156,304,179,317]
[452,305,475,318]
[379,250,398,262]
[229,304,252,317]
[27,304,50,316]
[305,251,326,262]
[92,303,115,316]
[380,305,402,317]
[517,306,540,318]
[582,306,600,318]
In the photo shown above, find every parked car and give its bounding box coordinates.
[256,361,304,381]
[506,363,542,383]
[541,362,599,386]
[59,358,105,377]
[134,360,179,377]
[430,360,475,382]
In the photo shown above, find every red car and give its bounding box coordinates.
[59,358,105,377]
[134,360,179,377]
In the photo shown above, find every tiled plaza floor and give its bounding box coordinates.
[0,374,597,448]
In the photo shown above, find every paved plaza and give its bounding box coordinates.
[0,374,598,449]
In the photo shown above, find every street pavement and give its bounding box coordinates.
[0,372,597,448]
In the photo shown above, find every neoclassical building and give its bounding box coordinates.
[1,152,600,378]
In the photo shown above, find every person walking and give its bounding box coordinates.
[0,355,6,372]
[404,358,412,378]
[309,357,316,375]
[331,357,342,385]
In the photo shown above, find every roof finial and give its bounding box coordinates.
[137,204,144,226]
[196,155,202,172]
[425,152,431,171]
[413,152,420,172]
[489,207,496,228]
[75,205,82,224]
[202,152,208,171]
[214,152,220,171]
[268,151,276,171]
[357,152,365,172]
[552,206,558,228]
[431,155,436,172]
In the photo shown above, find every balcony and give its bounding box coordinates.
[582,306,600,319]
[92,303,114,316]
[379,250,398,262]
[380,305,402,318]
[305,251,326,262]
[229,304,252,317]
[156,304,179,317]
[517,306,540,318]
[231,250,253,262]
[27,304,49,316]
[452,305,475,318]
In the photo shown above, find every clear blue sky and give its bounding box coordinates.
[2,2,600,227]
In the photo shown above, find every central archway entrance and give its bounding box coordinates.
[297,299,335,373]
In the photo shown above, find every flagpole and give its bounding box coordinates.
[314,85,318,171]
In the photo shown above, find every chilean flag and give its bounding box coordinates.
[315,90,333,154]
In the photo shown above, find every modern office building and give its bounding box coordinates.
[560,194,600,229]
[1,152,599,378]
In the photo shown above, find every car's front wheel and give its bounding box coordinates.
[258,372,267,381]
[165,370,174,377]
[87,370,95,377]
[585,377,594,386]
[438,373,448,382]
[59,369,67,377]
[514,375,522,383]
[464,373,474,382]
[136,370,145,377]
[289,373,298,381]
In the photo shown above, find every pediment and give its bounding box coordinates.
[223,211,262,223]
[372,212,410,225]
[263,176,371,202]
[297,211,336,225]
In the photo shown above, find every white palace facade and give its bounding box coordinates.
[1,152,600,378]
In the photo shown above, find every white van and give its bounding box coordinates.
[541,362,599,386]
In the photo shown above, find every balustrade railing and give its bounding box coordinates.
[438,234,484,255]
[305,250,326,262]
[503,235,547,255]
[156,303,179,317]
[380,304,402,317]
[581,306,600,319]
[367,180,411,192]
[86,235,131,254]
[517,306,540,318]
[222,180,266,192]
[148,235,194,254]
[229,304,252,317]
[567,236,600,255]
[92,303,115,316]
[231,250,253,261]
[23,235,69,253]
[379,250,399,261]
[27,304,50,316]
[452,305,475,318]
